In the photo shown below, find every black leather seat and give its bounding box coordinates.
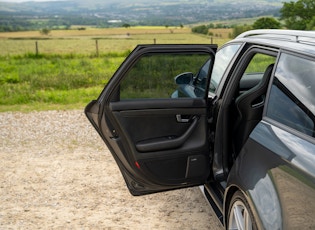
[234,64,274,153]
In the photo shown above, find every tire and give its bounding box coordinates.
[227,191,257,230]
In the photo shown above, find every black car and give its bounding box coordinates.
[85,30,315,229]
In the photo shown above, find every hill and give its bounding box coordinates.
[0,0,292,31]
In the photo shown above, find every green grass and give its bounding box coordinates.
[0,53,125,112]
[0,28,231,112]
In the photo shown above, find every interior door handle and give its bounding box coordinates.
[136,116,199,152]
[176,114,190,123]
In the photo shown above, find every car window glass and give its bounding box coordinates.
[194,59,210,90]
[266,53,315,137]
[244,53,276,73]
[120,53,211,99]
[239,53,276,94]
[209,44,241,93]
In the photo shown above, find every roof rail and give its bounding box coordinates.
[237,29,315,45]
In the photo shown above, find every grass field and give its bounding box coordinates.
[0,27,231,112]
[0,27,231,55]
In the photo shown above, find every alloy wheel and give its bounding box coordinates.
[227,191,255,230]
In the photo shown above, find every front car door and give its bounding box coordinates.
[85,44,217,195]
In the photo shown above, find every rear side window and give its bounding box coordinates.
[239,53,276,94]
[266,53,315,137]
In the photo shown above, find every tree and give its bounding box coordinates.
[280,0,315,30]
[307,16,315,30]
[208,23,215,29]
[253,17,281,29]
[39,28,51,36]
[122,23,131,28]
[232,25,252,38]
[192,25,209,35]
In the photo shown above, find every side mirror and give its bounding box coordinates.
[174,72,194,85]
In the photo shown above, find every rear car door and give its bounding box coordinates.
[85,44,217,195]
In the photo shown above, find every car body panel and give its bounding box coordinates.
[226,120,315,229]
[252,121,315,229]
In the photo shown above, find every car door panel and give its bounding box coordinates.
[110,99,207,152]
[86,99,210,195]
[109,100,209,181]
[85,44,216,195]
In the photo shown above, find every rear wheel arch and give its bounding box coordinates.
[224,185,239,226]
[224,186,259,229]
[226,189,258,230]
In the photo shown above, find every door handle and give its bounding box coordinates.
[176,114,190,123]
[136,116,199,152]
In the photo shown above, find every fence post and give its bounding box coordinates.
[210,37,213,44]
[95,39,99,57]
[35,41,39,55]
[154,38,156,44]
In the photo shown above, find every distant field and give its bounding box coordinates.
[0,27,231,55]
[0,26,192,38]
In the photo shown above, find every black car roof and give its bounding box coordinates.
[233,29,315,57]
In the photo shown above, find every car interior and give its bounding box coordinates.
[212,51,276,181]
[233,63,274,154]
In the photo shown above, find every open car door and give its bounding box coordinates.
[85,44,217,195]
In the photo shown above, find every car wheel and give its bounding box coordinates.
[227,191,257,230]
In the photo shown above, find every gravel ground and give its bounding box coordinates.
[0,109,223,229]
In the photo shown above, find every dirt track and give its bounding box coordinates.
[0,110,223,229]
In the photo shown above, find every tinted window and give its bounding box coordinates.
[266,53,315,137]
[120,53,210,99]
[239,53,276,94]
[194,59,210,90]
[210,44,241,93]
